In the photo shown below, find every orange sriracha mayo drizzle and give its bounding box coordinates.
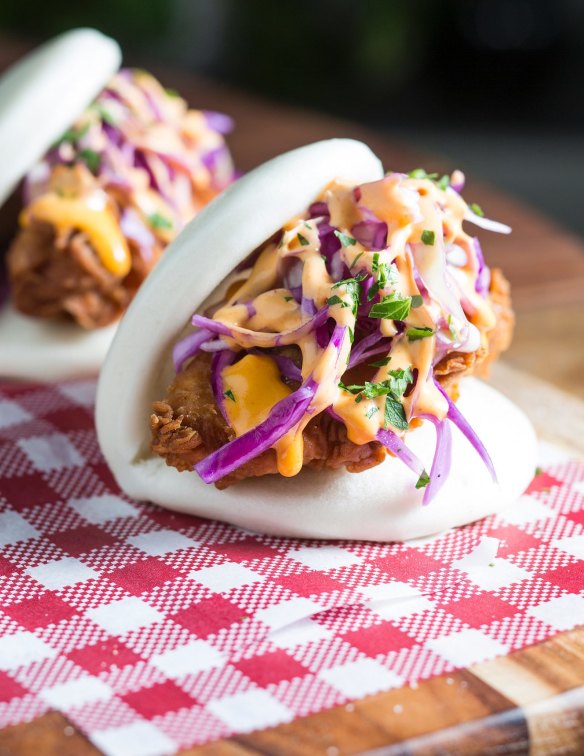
[204,172,496,476]
[20,190,132,277]
[20,69,235,282]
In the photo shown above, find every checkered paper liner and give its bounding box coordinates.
[0,380,583,756]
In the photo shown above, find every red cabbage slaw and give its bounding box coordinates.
[23,69,236,268]
[173,169,510,502]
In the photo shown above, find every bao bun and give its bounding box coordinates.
[96,139,537,541]
[0,29,121,379]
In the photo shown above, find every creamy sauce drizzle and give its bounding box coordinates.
[21,190,132,276]
[203,171,496,475]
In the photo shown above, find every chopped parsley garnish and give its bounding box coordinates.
[408,168,451,194]
[385,396,408,431]
[54,122,90,147]
[437,174,450,191]
[415,471,430,489]
[338,381,364,394]
[470,203,485,217]
[421,230,435,246]
[297,232,310,246]
[148,213,173,230]
[283,296,294,302]
[410,295,424,309]
[447,314,457,340]
[349,251,364,269]
[95,103,118,125]
[339,367,413,431]
[327,295,348,308]
[224,389,236,402]
[79,149,101,173]
[331,275,366,316]
[365,406,379,419]
[369,292,412,321]
[368,356,391,368]
[165,87,181,98]
[368,254,398,301]
[321,255,327,263]
[535,466,543,476]
[303,221,313,230]
[406,326,435,341]
[408,168,438,180]
[334,230,357,247]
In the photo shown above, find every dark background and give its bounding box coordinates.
[2,0,583,235]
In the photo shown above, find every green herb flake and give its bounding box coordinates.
[321,255,327,263]
[349,251,364,269]
[421,229,435,246]
[535,466,543,476]
[342,368,413,431]
[368,356,391,368]
[224,389,236,402]
[406,326,435,341]
[385,396,408,430]
[365,406,379,420]
[331,275,365,316]
[338,381,364,395]
[470,202,485,217]
[408,168,438,180]
[410,295,424,309]
[303,221,313,230]
[333,230,357,247]
[387,263,399,286]
[369,292,412,321]
[437,174,450,191]
[148,213,173,230]
[95,103,118,125]
[447,314,457,340]
[283,296,294,302]
[79,148,101,173]
[165,87,181,98]
[327,295,348,308]
[415,471,430,489]
[54,122,90,147]
[297,232,310,246]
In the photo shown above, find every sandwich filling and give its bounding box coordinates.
[7,69,235,328]
[151,170,514,503]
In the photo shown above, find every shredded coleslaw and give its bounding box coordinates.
[174,169,509,502]
[22,69,236,270]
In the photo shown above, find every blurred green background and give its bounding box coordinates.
[2,0,583,234]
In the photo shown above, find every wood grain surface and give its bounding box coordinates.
[1,34,584,755]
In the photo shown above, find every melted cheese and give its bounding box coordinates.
[222,354,304,477]
[22,191,131,277]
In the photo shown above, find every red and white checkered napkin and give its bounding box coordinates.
[1,379,584,756]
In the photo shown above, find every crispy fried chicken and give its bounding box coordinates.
[150,268,514,488]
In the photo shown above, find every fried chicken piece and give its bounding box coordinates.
[7,166,161,330]
[150,269,514,488]
[7,219,156,330]
[151,353,386,489]
[434,268,514,394]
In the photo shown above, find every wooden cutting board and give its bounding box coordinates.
[1,34,584,755]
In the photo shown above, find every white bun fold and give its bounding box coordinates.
[0,28,121,380]
[0,28,121,208]
[96,138,536,541]
[0,303,117,381]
